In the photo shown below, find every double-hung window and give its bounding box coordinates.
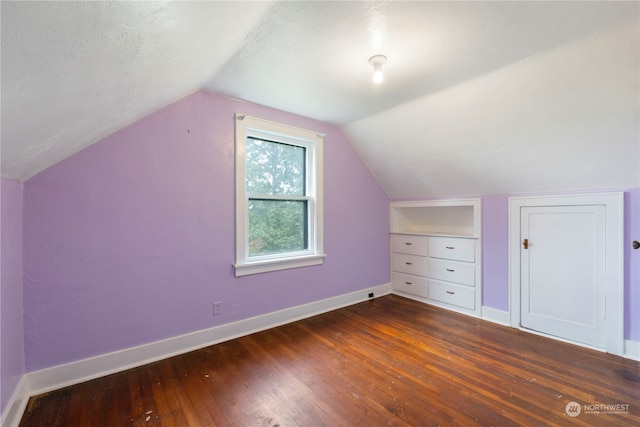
[234,114,325,276]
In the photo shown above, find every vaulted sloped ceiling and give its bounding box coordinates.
[2,1,638,198]
[1,1,273,180]
[344,20,639,198]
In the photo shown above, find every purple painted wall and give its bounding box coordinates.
[481,189,640,341]
[17,90,640,374]
[481,195,509,311]
[625,188,640,342]
[1,178,25,414]
[22,92,390,371]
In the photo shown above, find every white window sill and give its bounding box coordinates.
[234,254,327,277]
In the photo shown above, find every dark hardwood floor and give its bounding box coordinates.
[19,295,640,426]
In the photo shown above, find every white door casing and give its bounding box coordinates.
[509,193,624,355]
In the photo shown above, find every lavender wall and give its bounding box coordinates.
[1,178,25,414]
[481,189,640,341]
[481,196,509,311]
[625,188,639,342]
[23,92,390,371]
[18,89,639,375]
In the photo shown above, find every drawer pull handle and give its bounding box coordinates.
[405,262,413,265]
[405,242,413,246]
[446,268,455,272]
[405,281,413,285]
[446,290,455,295]
[446,246,455,250]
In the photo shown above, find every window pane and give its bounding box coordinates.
[246,138,306,196]
[248,199,308,256]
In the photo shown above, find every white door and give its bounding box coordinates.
[520,204,606,348]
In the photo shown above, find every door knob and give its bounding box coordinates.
[523,239,529,250]
[633,240,640,250]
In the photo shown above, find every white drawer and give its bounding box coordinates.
[428,258,475,287]
[428,280,475,310]
[391,234,429,256]
[392,253,428,276]
[392,272,428,297]
[428,237,475,262]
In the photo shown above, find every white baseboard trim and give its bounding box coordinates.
[20,283,391,405]
[481,306,510,326]
[1,375,28,427]
[624,339,640,361]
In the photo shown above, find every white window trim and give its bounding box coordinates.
[234,113,325,276]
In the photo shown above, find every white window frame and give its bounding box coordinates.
[234,113,325,276]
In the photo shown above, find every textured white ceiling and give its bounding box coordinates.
[205,1,634,125]
[344,21,639,198]
[1,1,273,180]
[2,1,638,197]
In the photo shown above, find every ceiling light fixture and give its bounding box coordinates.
[369,54,387,84]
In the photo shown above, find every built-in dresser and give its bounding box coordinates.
[390,199,481,317]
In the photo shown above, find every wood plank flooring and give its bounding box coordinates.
[19,295,640,426]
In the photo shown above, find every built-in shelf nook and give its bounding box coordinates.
[390,199,482,317]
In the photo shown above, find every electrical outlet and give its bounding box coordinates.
[368,292,374,299]
[213,301,222,315]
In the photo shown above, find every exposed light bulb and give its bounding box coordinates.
[373,67,384,84]
[369,54,387,85]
